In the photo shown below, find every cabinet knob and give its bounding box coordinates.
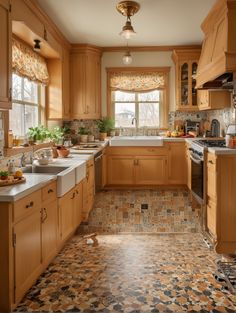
[71,192,75,200]
[208,160,214,164]
[48,189,54,194]
[26,201,34,208]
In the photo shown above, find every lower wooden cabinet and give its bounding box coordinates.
[135,156,167,185]
[41,199,58,265]
[58,188,75,243]
[206,152,236,254]
[185,142,192,189]
[106,143,186,187]
[82,159,95,221]
[74,182,83,228]
[107,156,134,185]
[167,142,186,184]
[14,209,42,303]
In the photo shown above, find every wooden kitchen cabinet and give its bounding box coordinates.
[14,209,41,303]
[58,188,75,243]
[70,45,102,120]
[185,142,192,190]
[206,152,236,254]
[107,156,135,185]
[41,199,58,266]
[106,147,169,186]
[0,0,12,109]
[167,142,187,185]
[197,89,231,111]
[47,46,70,120]
[82,159,95,221]
[172,49,201,111]
[135,156,167,185]
[74,182,83,228]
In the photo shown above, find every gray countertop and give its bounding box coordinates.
[0,173,57,202]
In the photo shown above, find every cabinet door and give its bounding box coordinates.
[14,209,41,303]
[197,90,209,110]
[107,156,135,185]
[0,0,11,109]
[168,143,187,184]
[86,53,101,119]
[70,53,87,119]
[59,189,75,242]
[207,153,217,201]
[62,47,70,119]
[186,143,191,190]
[207,198,217,237]
[41,200,58,266]
[135,156,167,185]
[74,182,83,228]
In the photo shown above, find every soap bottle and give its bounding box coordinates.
[8,160,15,174]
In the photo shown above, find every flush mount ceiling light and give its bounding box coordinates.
[116,1,140,40]
[33,39,41,52]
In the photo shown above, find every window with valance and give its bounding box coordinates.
[107,68,169,128]
[10,38,48,137]
[12,38,49,85]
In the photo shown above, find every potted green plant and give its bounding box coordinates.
[0,171,9,181]
[50,126,64,145]
[28,125,51,143]
[96,117,115,141]
[78,127,89,143]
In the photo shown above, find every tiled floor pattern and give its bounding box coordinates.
[15,233,236,313]
[80,189,201,234]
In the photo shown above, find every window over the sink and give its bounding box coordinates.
[107,67,170,129]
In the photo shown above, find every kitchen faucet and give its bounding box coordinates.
[131,117,138,136]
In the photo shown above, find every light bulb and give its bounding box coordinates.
[122,51,132,65]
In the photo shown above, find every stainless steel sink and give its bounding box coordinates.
[22,165,69,174]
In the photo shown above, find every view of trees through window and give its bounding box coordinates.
[112,90,161,128]
[10,74,40,137]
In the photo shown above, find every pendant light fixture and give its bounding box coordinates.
[122,43,132,65]
[116,1,140,40]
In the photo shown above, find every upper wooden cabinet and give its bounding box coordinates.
[172,49,201,112]
[47,47,70,120]
[0,0,12,109]
[196,0,236,88]
[70,45,102,120]
[197,89,231,111]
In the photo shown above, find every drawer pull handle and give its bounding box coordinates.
[41,208,48,223]
[208,160,214,164]
[26,201,34,208]
[48,189,54,194]
[71,192,75,200]
[76,190,79,195]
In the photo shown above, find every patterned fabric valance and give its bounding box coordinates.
[109,71,165,92]
[12,38,49,85]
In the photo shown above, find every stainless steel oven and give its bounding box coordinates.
[190,149,204,203]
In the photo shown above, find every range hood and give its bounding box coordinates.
[196,0,236,89]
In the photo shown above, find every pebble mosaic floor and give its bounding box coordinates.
[15,233,236,313]
[80,189,201,234]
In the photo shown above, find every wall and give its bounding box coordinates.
[101,51,176,116]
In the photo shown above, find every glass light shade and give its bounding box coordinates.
[119,20,136,39]
[122,51,132,65]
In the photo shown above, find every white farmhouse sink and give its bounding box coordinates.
[110,136,164,146]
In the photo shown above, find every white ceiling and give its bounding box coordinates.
[37,0,216,46]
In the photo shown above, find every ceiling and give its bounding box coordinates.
[37,0,216,47]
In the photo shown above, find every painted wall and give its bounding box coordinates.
[101,51,176,116]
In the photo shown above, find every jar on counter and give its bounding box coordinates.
[228,134,236,149]
[8,130,13,148]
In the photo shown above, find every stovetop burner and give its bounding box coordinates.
[196,139,226,148]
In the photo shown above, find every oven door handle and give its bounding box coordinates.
[190,154,202,165]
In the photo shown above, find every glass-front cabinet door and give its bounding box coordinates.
[172,49,201,111]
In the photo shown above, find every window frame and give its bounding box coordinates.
[112,90,162,129]
[10,74,42,136]
[106,67,170,129]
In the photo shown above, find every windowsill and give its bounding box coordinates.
[4,142,53,157]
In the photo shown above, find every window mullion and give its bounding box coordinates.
[135,93,139,128]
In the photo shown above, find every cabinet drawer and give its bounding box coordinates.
[42,181,57,203]
[13,190,41,222]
